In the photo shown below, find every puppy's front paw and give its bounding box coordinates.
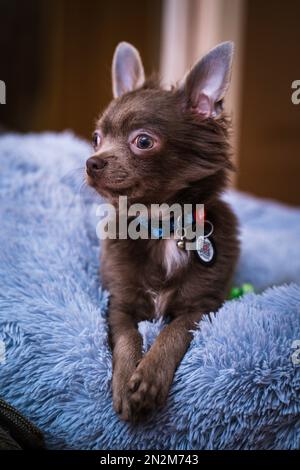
[112,369,134,421]
[127,358,171,421]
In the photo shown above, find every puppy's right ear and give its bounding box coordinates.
[112,42,145,98]
[179,42,234,119]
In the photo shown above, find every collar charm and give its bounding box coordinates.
[196,219,216,265]
[176,214,216,266]
[196,236,216,265]
[176,236,186,250]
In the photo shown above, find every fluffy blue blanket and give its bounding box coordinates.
[0,132,299,450]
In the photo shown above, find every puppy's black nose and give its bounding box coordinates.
[86,156,107,175]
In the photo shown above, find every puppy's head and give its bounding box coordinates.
[86,41,234,205]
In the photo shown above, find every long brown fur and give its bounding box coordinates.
[86,46,239,421]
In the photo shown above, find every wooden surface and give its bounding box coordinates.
[1,0,299,205]
[237,0,300,205]
[0,0,162,139]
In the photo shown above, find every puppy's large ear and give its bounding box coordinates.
[112,42,145,98]
[180,42,234,118]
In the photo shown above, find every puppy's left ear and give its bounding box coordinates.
[112,42,145,98]
[180,41,234,118]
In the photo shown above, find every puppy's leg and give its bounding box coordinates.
[127,313,201,419]
[109,308,143,421]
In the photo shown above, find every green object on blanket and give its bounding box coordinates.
[229,283,255,300]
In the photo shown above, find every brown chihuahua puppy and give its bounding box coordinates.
[86,41,239,421]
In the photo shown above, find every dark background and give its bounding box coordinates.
[0,0,162,137]
[0,0,300,205]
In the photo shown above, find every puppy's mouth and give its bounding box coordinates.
[86,173,137,197]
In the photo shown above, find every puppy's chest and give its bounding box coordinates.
[161,238,190,277]
[144,239,190,317]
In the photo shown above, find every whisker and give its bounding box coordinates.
[60,167,86,194]
[59,166,102,212]
[79,179,102,203]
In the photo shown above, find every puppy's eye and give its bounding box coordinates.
[92,131,101,149]
[129,129,161,155]
[134,134,154,150]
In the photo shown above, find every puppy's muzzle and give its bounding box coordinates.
[86,156,107,177]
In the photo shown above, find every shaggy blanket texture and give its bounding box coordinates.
[0,132,300,450]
